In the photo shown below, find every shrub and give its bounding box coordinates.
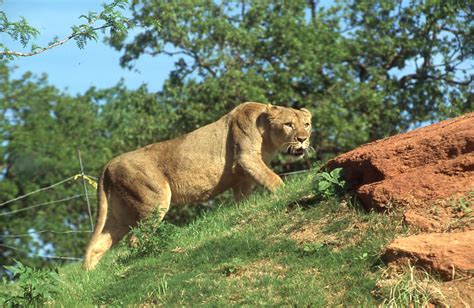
[2,260,61,306]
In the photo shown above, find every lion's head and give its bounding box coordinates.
[266,105,312,157]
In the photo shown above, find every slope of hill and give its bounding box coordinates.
[2,171,421,306]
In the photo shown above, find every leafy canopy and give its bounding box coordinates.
[110,0,473,157]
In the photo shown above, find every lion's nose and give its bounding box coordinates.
[296,136,307,143]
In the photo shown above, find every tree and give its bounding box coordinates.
[0,63,108,271]
[0,0,134,59]
[109,0,473,158]
[0,65,179,272]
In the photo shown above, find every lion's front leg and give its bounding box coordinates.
[232,180,255,202]
[237,154,283,192]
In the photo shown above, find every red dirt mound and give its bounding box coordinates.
[383,231,474,280]
[325,112,474,283]
[326,112,474,231]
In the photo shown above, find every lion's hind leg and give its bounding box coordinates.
[83,223,129,271]
[83,193,138,270]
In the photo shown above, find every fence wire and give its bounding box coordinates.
[1,173,98,262]
[0,229,92,238]
[0,194,95,217]
[0,175,77,208]
[0,244,84,261]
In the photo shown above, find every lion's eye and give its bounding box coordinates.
[284,123,294,129]
[304,123,311,128]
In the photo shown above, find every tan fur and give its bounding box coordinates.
[83,102,312,270]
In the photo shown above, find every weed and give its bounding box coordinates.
[2,260,61,306]
[302,242,325,253]
[376,265,446,307]
[315,168,346,198]
[356,252,369,261]
[450,195,473,216]
[144,274,169,304]
[126,210,177,259]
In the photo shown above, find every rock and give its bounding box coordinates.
[326,113,474,279]
[325,112,474,230]
[439,277,474,307]
[383,231,474,280]
[403,210,441,232]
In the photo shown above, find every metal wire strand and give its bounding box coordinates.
[0,229,92,238]
[0,243,83,261]
[0,194,95,216]
[0,175,76,208]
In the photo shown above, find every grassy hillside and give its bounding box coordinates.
[2,171,409,306]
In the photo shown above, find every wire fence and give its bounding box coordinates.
[0,156,312,263]
[0,243,84,261]
[0,151,99,263]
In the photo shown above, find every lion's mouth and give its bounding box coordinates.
[286,146,305,157]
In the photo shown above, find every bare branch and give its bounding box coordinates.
[385,46,404,70]
[399,73,473,88]
[161,49,217,77]
[344,59,369,82]
[307,0,318,25]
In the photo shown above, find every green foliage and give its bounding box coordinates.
[2,260,61,306]
[0,12,39,49]
[0,63,108,272]
[110,0,472,158]
[127,211,177,258]
[449,192,473,216]
[71,0,131,50]
[0,0,132,58]
[315,168,346,198]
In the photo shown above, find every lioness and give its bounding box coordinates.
[83,102,312,270]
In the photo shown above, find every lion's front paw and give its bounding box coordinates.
[268,175,284,192]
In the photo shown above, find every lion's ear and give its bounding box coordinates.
[300,108,312,117]
[266,104,279,115]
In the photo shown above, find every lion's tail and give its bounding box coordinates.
[82,167,109,270]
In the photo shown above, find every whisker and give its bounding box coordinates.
[279,141,298,151]
[280,141,298,147]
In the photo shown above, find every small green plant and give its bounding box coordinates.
[450,194,473,216]
[356,252,369,261]
[128,210,177,258]
[302,242,325,253]
[3,260,61,306]
[315,168,346,198]
[377,265,446,307]
[144,274,169,304]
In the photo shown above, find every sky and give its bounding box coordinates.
[2,0,175,95]
[2,1,342,97]
[3,1,470,97]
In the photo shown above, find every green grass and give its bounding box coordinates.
[2,171,408,306]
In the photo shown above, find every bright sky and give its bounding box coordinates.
[2,1,341,96]
[2,0,175,95]
[5,1,468,98]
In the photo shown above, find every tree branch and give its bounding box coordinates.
[344,59,369,82]
[384,46,404,70]
[0,24,115,57]
[399,72,473,87]
[162,49,217,77]
[307,0,318,25]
